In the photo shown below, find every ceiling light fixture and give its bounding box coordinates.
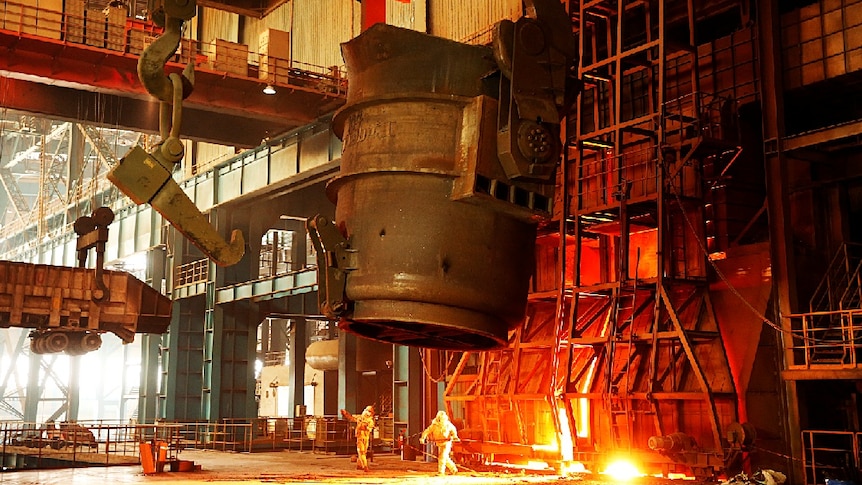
[263,84,276,95]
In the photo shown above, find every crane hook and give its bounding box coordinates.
[138,15,194,105]
[107,0,246,267]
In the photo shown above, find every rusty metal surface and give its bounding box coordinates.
[325,24,546,350]
[108,147,246,267]
[0,261,172,346]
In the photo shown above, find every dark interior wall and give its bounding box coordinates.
[847,183,862,243]
[797,380,861,430]
[744,300,796,474]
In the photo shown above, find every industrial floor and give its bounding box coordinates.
[0,449,601,485]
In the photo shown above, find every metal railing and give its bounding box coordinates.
[577,145,660,211]
[662,91,738,144]
[0,0,347,95]
[175,258,209,288]
[0,417,395,470]
[810,243,862,314]
[0,421,180,469]
[802,430,861,485]
[156,416,357,454]
[788,309,862,368]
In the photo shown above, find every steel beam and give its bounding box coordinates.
[0,75,285,148]
[0,30,345,147]
[783,119,862,152]
[287,318,306,417]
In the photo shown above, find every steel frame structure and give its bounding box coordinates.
[445,0,746,478]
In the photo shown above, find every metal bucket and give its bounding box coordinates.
[328,24,548,350]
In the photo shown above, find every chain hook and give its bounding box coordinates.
[138,7,194,166]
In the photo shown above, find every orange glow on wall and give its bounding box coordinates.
[628,230,658,278]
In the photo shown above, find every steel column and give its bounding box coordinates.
[67,356,81,421]
[201,208,258,420]
[24,348,41,422]
[338,331,358,414]
[394,344,422,445]
[138,334,161,423]
[757,0,800,480]
[161,298,204,420]
[139,247,167,423]
[287,318,307,417]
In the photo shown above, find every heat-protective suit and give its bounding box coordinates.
[420,410,460,475]
[341,406,375,471]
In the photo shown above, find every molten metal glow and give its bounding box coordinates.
[602,459,642,481]
[667,472,696,480]
[561,461,587,475]
[487,460,551,471]
[531,443,558,452]
[578,357,598,438]
[526,460,550,470]
[557,407,574,461]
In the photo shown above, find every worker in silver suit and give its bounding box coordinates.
[340,405,375,472]
[420,410,460,476]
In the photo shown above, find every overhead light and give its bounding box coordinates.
[263,84,276,95]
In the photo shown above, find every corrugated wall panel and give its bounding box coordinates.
[197,142,236,175]
[199,7,242,71]
[291,0,358,70]
[65,240,76,267]
[135,207,153,253]
[201,7,239,44]
[242,2,293,50]
[428,0,520,43]
[386,0,424,31]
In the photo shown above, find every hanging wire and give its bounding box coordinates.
[419,349,457,383]
[663,157,834,346]
[0,98,8,245]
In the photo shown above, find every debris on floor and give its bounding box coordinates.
[722,469,787,485]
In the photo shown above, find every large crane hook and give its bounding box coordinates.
[107,0,245,267]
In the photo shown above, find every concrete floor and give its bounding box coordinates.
[0,449,599,485]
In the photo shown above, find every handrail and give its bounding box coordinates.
[801,430,858,485]
[787,308,862,368]
[809,243,862,313]
[175,258,209,288]
[0,0,347,95]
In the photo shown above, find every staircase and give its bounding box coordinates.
[810,244,862,313]
[803,243,862,365]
